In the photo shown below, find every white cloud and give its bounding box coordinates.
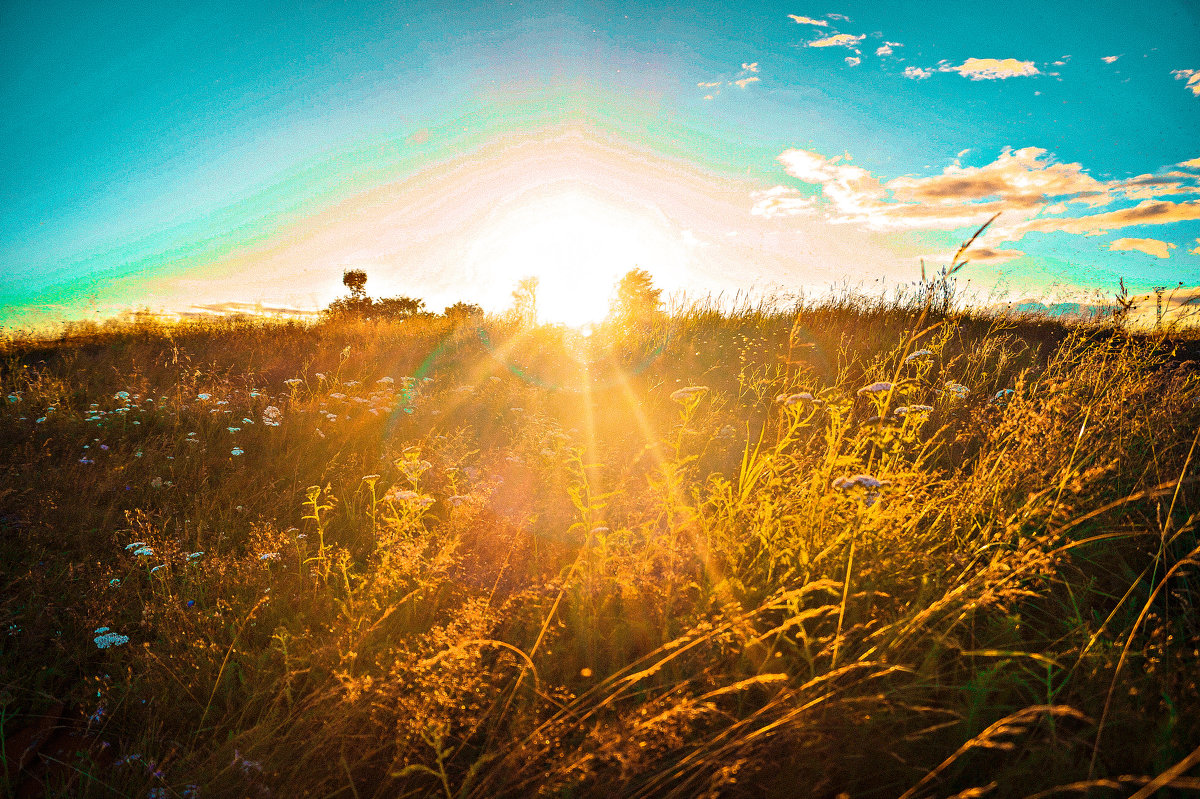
[942,58,1040,80]
[750,186,817,218]
[787,14,828,26]
[1108,237,1176,258]
[1102,55,1120,64]
[845,56,861,67]
[734,76,760,88]
[772,145,1200,247]
[698,81,721,88]
[808,33,865,48]
[904,66,932,79]
[1180,157,1200,169]
[742,62,759,72]
[1172,69,1200,96]
[876,42,901,56]
[1191,238,1200,255]
[826,13,850,21]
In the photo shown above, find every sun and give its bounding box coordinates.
[464,188,688,326]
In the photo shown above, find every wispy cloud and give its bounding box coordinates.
[741,62,759,72]
[750,186,817,218]
[1109,237,1177,258]
[1191,238,1200,255]
[734,76,760,88]
[1012,200,1200,237]
[942,58,1040,80]
[787,14,828,26]
[876,42,901,56]
[826,13,850,21]
[1101,55,1121,64]
[772,145,1200,249]
[1172,69,1200,96]
[904,66,932,79]
[845,56,861,67]
[808,33,865,49]
[1180,157,1200,169]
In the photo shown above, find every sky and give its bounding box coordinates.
[2,0,1198,326]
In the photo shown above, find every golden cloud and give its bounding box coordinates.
[1108,238,1177,258]
[944,58,1040,80]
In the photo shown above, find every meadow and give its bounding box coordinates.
[1,291,1198,798]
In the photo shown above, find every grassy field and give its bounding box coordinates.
[2,295,1198,798]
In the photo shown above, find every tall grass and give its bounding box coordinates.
[1,295,1198,798]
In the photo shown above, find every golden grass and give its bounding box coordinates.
[0,295,1197,797]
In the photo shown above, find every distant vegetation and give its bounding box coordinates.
[1,286,1198,797]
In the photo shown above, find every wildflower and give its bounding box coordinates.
[904,349,933,363]
[315,373,326,381]
[94,629,130,649]
[447,494,469,507]
[670,385,709,403]
[124,542,148,551]
[895,404,933,417]
[377,376,394,385]
[284,378,303,387]
[716,424,737,439]
[343,380,360,388]
[857,382,892,396]
[993,388,1015,403]
[79,457,94,465]
[590,526,610,535]
[5,394,18,403]
[36,416,47,424]
[399,459,432,480]
[386,488,419,503]
[233,750,263,774]
[782,392,813,406]
[133,547,154,557]
[196,393,211,401]
[188,551,205,560]
[230,447,244,456]
[226,426,240,433]
[258,552,280,561]
[135,451,143,457]
[150,564,167,576]
[109,578,120,586]
[261,405,283,426]
[88,706,105,724]
[944,381,969,399]
[242,417,254,425]
[362,473,381,482]
[832,474,887,491]
[315,428,325,438]
[329,392,347,401]
[150,476,164,489]
[114,391,131,401]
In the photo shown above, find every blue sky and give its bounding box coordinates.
[2,0,1198,324]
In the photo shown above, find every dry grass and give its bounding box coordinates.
[1,295,1198,798]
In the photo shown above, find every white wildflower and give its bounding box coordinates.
[670,385,708,403]
[857,382,892,396]
[94,629,129,649]
[261,405,283,426]
[904,349,933,363]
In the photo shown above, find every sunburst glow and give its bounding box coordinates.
[463,188,689,326]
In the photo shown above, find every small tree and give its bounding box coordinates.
[511,277,539,326]
[372,296,425,320]
[343,269,368,300]
[612,268,662,321]
[444,302,484,322]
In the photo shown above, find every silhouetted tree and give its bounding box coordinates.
[372,296,425,320]
[444,301,484,322]
[343,269,368,299]
[511,277,539,326]
[612,268,662,320]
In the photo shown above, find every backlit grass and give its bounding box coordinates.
[1,296,1198,797]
